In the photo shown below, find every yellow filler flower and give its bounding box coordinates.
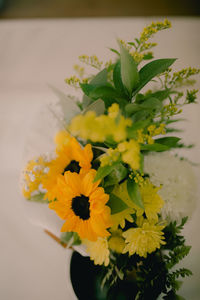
[49,169,112,241]
[42,131,93,201]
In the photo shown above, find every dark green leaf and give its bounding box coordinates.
[127,178,144,208]
[104,163,128,187]
[143,52,154,60]
[81,68,108,109]
[133,58,176,96]
[107,193,128,214]
[94,162,120,182]
[140,97,162,111]
[89,85,119,100]
[141,143,170,151]
[131,110,150,122]
[144,89,171,102]
[113,60,127,96]
[118,41,139,96]
[155,137,181,148]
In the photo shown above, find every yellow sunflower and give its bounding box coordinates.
[49,169,112,241]
[42,130,93,201]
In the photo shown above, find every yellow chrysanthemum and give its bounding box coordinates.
[42,131,93,201]
[112,180,164,222]
[49,169,112,241]
[22,156,50,199]
[123,218,165,258]
[134,180,164,221]
[83,237,110,266]
[111,208,134,230]
[108,229,125,254]
[69,104,132,143]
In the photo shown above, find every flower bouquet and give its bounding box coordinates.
[21,20,199,300]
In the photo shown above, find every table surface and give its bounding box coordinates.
[0,18,200,300]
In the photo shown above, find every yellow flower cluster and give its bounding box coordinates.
[100,139,140,170]
[129,51,144,63]
[69,103,132,143]
[65,75,80,88]
[22,156,50,199]
[79,54,103,70]
[140,19,171,42]
[137,123,165,144]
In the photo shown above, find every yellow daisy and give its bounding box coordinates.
[49,169,112,241]
[42,131,93,201]
[122,218,165,258]
[83,237,110,266]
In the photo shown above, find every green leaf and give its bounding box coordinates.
[107,193,128,214]
[141,143,170,152]
[126,119,151,139]
[104,163,128,187]
[133,58,176,96]
[83,99,105,115]
[90,68,108,85]
[109,48,120,56]
[155,137,181,148]
[140,97,162,111]
[81,68,108,109]
[127,178,144,208]
[125,98,162,116]
[28,193,48,203]
[60,232,81,246]
[128,119,151,131]
[143,52,154,60]
[89,85,119,100]
[144,89,171,102]
[94,162,120,182]
[118,41,139,96]
[113,60,127,96]
[131,110,150,122]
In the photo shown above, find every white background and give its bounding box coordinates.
[0,18,200,300]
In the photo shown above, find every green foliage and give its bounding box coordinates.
[94,162,121,182]
[163,217,188,250]
[154,137,181,148]
[118,41,139,96]
[113,60,127,97]
[107,194,129,214]
[140,143,170,152]
[60,232,81,246]
[164,245,191,269]
[28,193,48,203]
[104,163,128,187]
[127,178,144,208]
[132,59,176,96]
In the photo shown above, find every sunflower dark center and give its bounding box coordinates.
[63,160,81,174]
[72,195,90,220]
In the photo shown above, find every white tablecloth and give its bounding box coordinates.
[0,18,200,300]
